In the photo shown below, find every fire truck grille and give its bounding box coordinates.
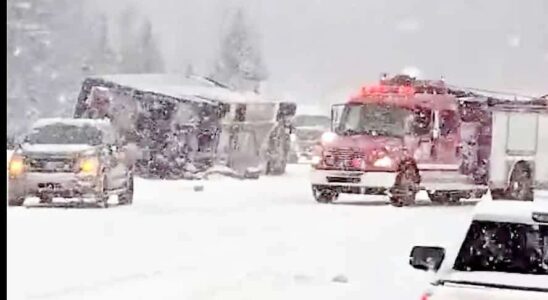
[325,148,365,170]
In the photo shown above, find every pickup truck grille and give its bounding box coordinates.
[27,157,76,173]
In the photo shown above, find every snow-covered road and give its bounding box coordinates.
[7,159,477,300]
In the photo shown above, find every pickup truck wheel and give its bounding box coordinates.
[312,186,338,204]
[96,176,109,208]
[118,172,134,205]
[428,191,450,204]
[8,196,25,206]
[390,166,419,207]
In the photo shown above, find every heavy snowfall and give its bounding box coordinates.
[8,150,476,300]
[6,0,548,300]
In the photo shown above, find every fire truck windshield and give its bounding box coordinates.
[335,103,412,137]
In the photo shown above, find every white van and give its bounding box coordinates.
[409,198,548,300]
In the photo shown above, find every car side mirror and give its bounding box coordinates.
[121,143,140,166]
[409,246,445,272]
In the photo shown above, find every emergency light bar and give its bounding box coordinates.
[360,85,415,96]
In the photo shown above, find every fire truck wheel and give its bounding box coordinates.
[506,162,533,201]
[427,191,461,205]
[312,186,338,204]
[390,166,419,207]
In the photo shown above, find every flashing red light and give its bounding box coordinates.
[359,84,416,97]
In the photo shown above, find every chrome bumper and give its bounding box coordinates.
[310,168,397,194]
[9,172,99,198]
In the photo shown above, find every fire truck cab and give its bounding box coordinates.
[310,75,487,206]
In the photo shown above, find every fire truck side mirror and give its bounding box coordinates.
[433,127,440,139]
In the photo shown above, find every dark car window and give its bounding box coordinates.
[411,107,433,136]
[453,221,548,275]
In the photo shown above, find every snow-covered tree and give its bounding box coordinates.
[136,19,165,73]
[85,13,118,75]
[118,7,164,73]
[6,0,128,136]
[211,8,268,92]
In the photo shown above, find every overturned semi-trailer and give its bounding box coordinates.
[74,74,296,179]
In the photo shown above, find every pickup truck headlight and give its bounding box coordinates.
[79,156,99,175]
[9,154,25,178]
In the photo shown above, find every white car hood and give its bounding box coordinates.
[21,144,97,155]
[438,271,548,290]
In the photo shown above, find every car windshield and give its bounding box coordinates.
[293,115,330,128]
[25,124,104,145]
[453,221,548,275]
[335,103,412,137]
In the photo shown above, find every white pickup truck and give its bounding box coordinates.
[409,196,548,300]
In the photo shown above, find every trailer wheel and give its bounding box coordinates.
[390,164,419,207]
[312,186,338,204]
[506,162,533,201]
[266,127,289,175]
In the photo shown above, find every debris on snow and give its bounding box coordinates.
[331,274,348,283]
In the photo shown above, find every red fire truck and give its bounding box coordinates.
[310,74,487,206]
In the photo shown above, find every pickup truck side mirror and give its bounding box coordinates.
[121,143,140,166]
[409,246,445,272]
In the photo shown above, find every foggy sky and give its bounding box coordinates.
[95,0,547,104]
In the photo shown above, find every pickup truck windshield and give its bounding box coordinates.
[26,124,103,145]
[453,221,548,275]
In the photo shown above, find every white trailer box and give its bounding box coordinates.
[488,99,548,199]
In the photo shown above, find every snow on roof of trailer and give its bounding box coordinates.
[472,199,548,225]
[296,104,329,116]
[91,73,267,104]
[31,118,112,129]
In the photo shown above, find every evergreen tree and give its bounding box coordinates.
[136,19,165,73]
[211,8,268,92]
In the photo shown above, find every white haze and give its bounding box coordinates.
[95,0,547,103]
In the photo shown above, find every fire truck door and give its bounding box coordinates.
[411,107,435,164]
[435,109,460,166]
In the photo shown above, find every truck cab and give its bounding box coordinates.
[310,75,485,206]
